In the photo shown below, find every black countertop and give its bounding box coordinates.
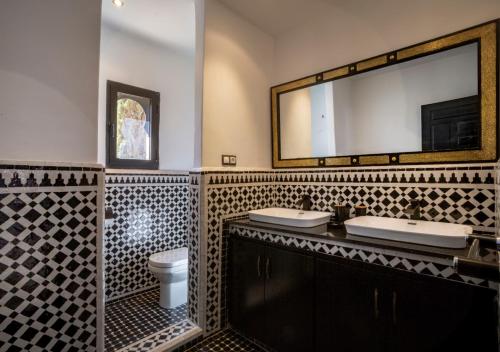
[228,219,499,282]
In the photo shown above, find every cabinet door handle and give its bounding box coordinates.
[257,255,261,278]
[374,288,379,320]
[265,257,270,279]
[392,291,397,324]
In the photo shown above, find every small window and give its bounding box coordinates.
[106,81,160,169]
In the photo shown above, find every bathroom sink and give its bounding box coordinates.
[248,207,331,228]
[344,216,471,248]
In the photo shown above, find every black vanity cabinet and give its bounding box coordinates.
[316,256,390,352]
[229,237,314,352]
[316,254,498,352]
[388,270,498,352]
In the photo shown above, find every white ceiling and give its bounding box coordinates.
[101,0,195,53]
[217,0,331,36]
[217,0,500,36]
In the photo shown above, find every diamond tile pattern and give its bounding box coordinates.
[205,176,275,333]
[105,289,187,352]
[198,165,495,335]
[104,174,190,301]
[275,184,495,228]
[230,226,487,287]
[187,174,200,324]
[0,190,98,352]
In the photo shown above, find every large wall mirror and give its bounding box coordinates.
[271,21,498,168]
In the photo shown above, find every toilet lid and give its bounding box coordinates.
[149,247,188,268]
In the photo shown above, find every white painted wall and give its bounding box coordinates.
[0,0,101,164]
[193,0,206,168]
[272,0,500,85]
[98,24,195,170]
[202,0,274,168]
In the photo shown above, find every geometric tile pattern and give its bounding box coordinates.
[230,225,488,287]
[0,186,99,351]
[496,159,500,238]
[184,329,268,352]
[495,160,500,331]
[204,175,275,333]
[105,289,187,352]
[204,164,496,231]
[116,319,198,352]
[104,173,190,301]
[105,173,189,185]
[198,163,496,336]
[187,174,200,324]
[275,184,495,230]
[273,165,495,185]
[0,165,101,189]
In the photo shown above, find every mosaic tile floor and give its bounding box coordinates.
[185,329,268,352]
[105,289,187,352]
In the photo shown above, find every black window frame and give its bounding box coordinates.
[106,80,160,169]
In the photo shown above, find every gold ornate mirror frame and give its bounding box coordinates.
[271,20,498,168]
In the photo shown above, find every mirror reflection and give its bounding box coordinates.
[279,43,479,159]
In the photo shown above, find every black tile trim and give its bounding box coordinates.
[1,171,99,188]
[0,164,103,171]
[105,174,189,185]
[105,173,189,177]
[202,163,495,185]
[208,174,274,185]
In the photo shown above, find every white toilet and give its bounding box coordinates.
[148,247,188,309]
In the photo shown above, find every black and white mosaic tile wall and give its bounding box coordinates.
[274,164,496,231]
[196,163,496,336]
[0,163,103,351]
[202,172,276,334]
[104,173,190,301]
[187,173,201,325]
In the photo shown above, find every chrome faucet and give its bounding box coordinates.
[403,199,421,220]
[296,194,312,211]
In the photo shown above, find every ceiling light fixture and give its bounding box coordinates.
[112,0,124,8]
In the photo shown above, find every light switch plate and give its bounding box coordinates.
[222,154,237,166]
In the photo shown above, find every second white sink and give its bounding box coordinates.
[249,207,331,228]
[344,216,471,248]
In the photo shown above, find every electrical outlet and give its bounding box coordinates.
[221,154,237,166]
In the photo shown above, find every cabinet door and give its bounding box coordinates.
[229,238,266,342]
[390,272,498,352]
[263,245,315,352]
[316,257,388,352]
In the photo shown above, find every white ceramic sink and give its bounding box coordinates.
[248,208,331,228]
[344,216,471,248]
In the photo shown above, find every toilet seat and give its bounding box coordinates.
[149,247,188,268]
